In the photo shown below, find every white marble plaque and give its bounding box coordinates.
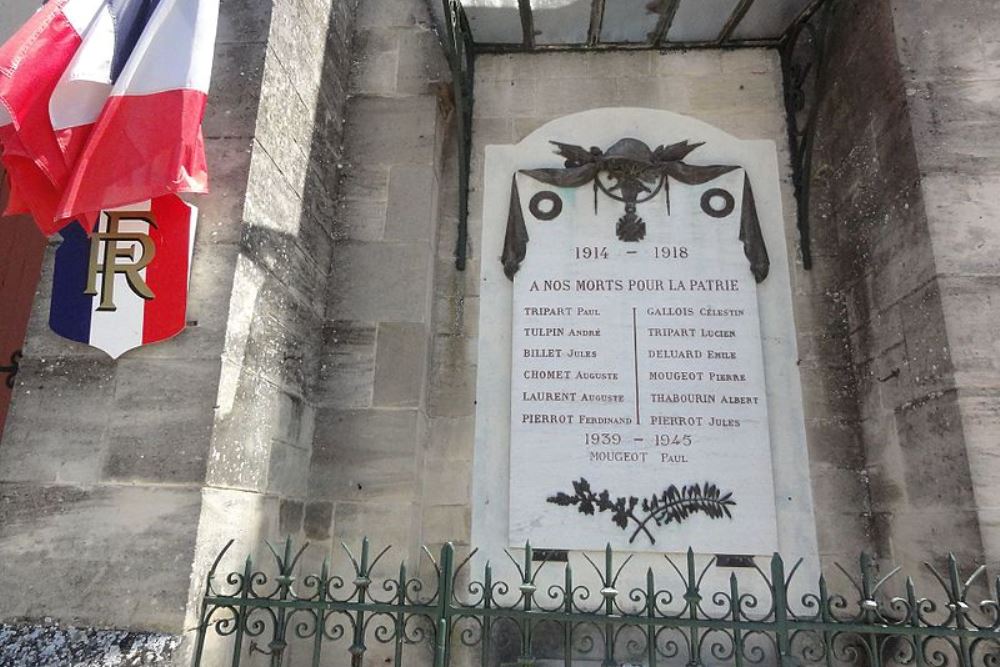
[473,109,816,563]
[508,166,778,553]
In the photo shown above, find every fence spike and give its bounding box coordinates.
[648,567,660,667]
[524,541,533,586]
[860,551,876,623]
[905,576,919,625]
[947,553,962,600]
[605,543,614,586]
[730,572,743,667]
[485,561,493,606]
[771,553,791,666]
[818,574,829,622]
[647,566,656,610]
[565,564,574,611]
[283,535,293,570]
[685,548,697,599]
[360,537,370,576]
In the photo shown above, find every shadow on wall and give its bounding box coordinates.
[182,0,361,660]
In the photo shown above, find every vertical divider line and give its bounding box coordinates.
[632,307,640,425]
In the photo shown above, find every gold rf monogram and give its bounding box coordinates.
[85,211,157,312]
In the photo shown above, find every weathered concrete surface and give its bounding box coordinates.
[888,0,1000,566]
[0,0,361,654]
[307,0,449,575]
[808,0,1000,574]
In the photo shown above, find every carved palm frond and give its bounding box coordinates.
[551,141,600,167]
[547,478,736,545]
[653,140,705,162]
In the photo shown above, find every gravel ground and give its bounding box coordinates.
[0,622,178,666]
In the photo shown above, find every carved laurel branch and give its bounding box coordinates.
[546,477,736,545]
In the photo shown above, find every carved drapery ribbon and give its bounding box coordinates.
[501,138,770,283]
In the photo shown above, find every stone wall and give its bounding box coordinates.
[0,0,273,630]
[463,48,868,565]
[0,0,360,644]
[889,0,1000,566]
[303,0,451,576]
[809,0,1000,573]
[1,0,997,660]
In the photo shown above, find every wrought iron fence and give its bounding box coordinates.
[193,538,1000,667]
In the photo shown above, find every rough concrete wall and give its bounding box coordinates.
[888,0,1000,565]
[196,0,357,538]
[0,0,360,640]
[460,49,871,565]
[305,0,449,576]
[809,0,993,573]
[0,0,273,633]
[182,0,360,654]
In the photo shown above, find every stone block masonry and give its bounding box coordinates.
[888,0,1000,567]
[468,48,864,565]
[0,0,363,656]
[809,0,1000,574]
[308,0,451,576]
[0,0,997,662]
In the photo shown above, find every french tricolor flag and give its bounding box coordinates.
[0,0,105,232]
[0,0,218,234]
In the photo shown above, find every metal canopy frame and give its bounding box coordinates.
[441,0,838,270]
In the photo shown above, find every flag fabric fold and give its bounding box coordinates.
[0,0,218,235]
[0,0,105,232]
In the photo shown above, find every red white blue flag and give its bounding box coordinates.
[49,195,197,358]
[0,0,218,234]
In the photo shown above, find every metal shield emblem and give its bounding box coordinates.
[49,195,197,358]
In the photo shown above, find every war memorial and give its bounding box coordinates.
[0,0,998,664]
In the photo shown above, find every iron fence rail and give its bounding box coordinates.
[194,539,1000,667]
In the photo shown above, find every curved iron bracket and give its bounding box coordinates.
[780,0,838,270]
[1,350,23,390]
[441,0,476,271]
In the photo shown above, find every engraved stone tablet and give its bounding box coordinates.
[506,140,777,554]
[473,109,815,560]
